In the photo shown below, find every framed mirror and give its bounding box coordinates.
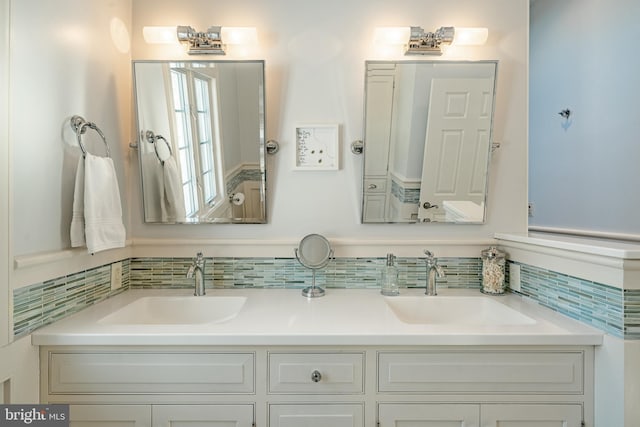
[362,60,497,224]
[133,60,266,223]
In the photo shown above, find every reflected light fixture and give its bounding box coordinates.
[143,25,258,55]
[374,26,488,56]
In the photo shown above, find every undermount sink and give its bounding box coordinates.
[98,296,247,325]
[384,296,536,326]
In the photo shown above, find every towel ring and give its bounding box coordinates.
[70,115,111,158]
[145,130,172,164]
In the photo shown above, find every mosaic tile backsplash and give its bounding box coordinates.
[12,255,640,340]
[509,261,640,339]
[13,260,130,338]
[129,256,482,290]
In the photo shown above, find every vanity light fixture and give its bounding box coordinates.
[143,25,258,55]
[177,26,225,54]
[374,26,488,55]
[406,26,488,55]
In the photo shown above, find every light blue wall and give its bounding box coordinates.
[529,0,640,236]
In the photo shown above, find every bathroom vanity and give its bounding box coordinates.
[33,289,601,427]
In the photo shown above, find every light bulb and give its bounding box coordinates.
[143,26,178,44]
[452,27,488,46]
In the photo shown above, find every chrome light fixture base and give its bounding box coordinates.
[406,26,454,55]
[177,25,225,55]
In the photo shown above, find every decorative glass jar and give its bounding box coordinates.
[481,246,506,295]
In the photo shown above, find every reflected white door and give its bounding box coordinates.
[418,78,493,221]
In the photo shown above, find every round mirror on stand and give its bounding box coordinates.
[294,234,333,298]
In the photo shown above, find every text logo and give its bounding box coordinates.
[1,405,68,426]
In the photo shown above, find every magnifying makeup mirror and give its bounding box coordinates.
[294,234,333,298]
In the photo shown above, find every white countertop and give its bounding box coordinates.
[31,288,604,347]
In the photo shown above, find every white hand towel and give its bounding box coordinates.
[162,156,186,222]
[83,153,126,253]
[70,156,86,247]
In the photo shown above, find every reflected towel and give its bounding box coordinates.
[77,153,126,253]
[162,156,186,222]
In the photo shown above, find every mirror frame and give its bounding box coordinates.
[132,59,267,224]
[361,60,498,225]
[295,233,333,269]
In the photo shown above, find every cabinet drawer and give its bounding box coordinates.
[378,351,583,394]
[153,404,254,427]
[269,404,364,427]
[48,352,254,394]
[364,178,386,193]
[269,353,364,394]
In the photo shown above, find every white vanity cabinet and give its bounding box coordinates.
[43,350,256,427]
[481,404,582,427]
[267,352,365,427]
[69,404,151,427]
[68,404,254,427]
[40,346,593,427]
[378,403,582,427]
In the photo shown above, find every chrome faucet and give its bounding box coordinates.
[423,250,445,296]
[186,252,206,296]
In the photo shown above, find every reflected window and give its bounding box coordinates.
[169,65,224,218]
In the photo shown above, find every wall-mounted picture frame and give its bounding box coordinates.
[294,124,339,170]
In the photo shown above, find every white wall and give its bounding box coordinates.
[529,0,640,238]
[1,0,10,348]
[11,0,133,257]
[4,0,133,403]
[130,0,529,250]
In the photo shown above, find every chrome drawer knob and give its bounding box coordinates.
[311,370,322,382]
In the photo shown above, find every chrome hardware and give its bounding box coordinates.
[406,26,455,55]
[266,139,279,154]
[187,252,206,296]
[423,250,445,296]
[311,370,322,382]
[368,183,377,190]
[351,139,364,154]
[145,130,172,164]
[70,115,111,158]
[422,202,438,209]
[177,25,225,55]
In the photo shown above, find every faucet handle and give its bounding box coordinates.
[423,250,437,265]
[186,263,196,278]
[194,252,205,267]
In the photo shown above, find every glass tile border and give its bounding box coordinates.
[129,257,483,290]
[12,259,130,338]
[509,261,627,338]
[13,255,640,340]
